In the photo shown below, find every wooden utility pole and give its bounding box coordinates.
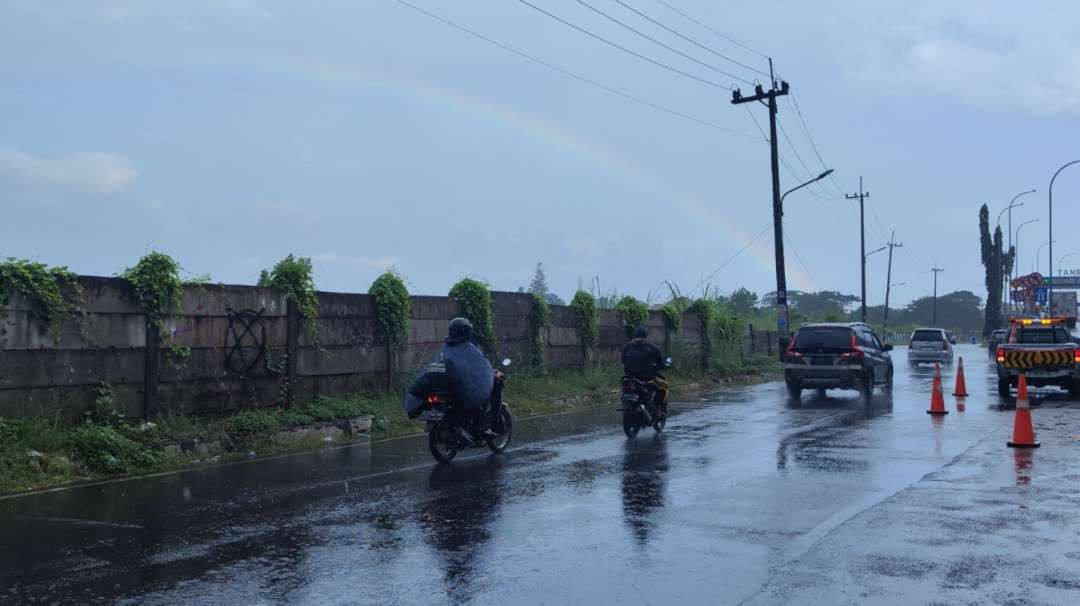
[846,178,870,322]
[932,265,945,325]
[731,59,789,359]
[883,231,903,329]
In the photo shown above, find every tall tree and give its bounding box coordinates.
[979,204,1012,336]
[528,262,549,298]
[728,287,759,316]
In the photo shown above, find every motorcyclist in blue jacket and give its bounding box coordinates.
[408,317,501,440]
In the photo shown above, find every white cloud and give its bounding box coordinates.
[841,1,1080,116]
[310,253,397,271]
[0,148,136,193]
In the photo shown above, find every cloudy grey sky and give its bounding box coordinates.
[3,0,1079,306]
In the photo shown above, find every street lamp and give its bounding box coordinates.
[1013,218,1039,312]
[1035,240,1056,274]
[997,189,1036,313]
[774,168,834,359]
[1059,252,1077,276]
[1049,161,1080,307]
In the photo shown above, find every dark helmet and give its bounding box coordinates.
[448,317,473,341]
[633,325,649,339]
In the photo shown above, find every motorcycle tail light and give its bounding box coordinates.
[426,393,441,406]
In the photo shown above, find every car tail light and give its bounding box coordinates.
[996,348,1005,363]
[839,334,863,362]
[785,336,802,358]
[426,393,441,406]
[1074,348,1080,364]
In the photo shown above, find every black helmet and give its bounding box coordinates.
[633,325,648,339]
[448,317,473,342]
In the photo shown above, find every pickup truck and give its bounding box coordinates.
[995,317,1080,397]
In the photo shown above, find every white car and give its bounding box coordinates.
[907,328,954,367]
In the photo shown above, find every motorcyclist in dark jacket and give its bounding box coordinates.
[622,325,669,415]
[408,317,500,439]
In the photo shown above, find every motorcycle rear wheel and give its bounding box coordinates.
[428,421,459,463]
[487,406,513,453]
[622,410,641,439]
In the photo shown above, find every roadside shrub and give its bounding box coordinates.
[448,278,496,352]
[614,295,648,339]
[226,410,282,435]
[66,425,157,473]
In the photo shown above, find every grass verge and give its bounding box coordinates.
[0,357,778,496]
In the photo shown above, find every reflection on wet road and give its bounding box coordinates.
[2,345,1079,604]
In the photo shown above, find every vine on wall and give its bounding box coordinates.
[528,293,551,371]
[687,298,715,371]
[259,254,318,339]
[120,251,204,362]
[613,295,648,339]
[0,257,83,337]
[369,270,410,349]
[448,278,496,352]
[570,290,597,360]
[370,270,410,389]
[121,251,184,329]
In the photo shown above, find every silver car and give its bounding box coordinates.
[907,328,954,367]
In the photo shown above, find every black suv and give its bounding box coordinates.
[784,322,894,402]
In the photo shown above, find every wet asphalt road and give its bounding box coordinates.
[2,345,1080,605]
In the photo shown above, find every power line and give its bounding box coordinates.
[394,0,762,140]
[777,118,840,200]
[786,93,845,197]
[784,226,816,285]
[650,0,770,59]
[572,0,755,85]
[517,0,733,90]
[690,223,772,295]
[611,0,769,78]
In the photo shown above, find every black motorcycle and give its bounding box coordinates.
[415,359,513,463]
[619,357,673,438]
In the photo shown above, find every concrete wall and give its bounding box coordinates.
[0,277,705,420]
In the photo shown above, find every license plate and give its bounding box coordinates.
[419,409,444,421]
[620,393,638,402]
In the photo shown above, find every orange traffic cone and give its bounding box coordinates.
[927,362,949,415]
[952,356,969,397]
[1007,374,1040,448]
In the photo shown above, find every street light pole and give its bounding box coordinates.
[772,168,834,359]
[1049,161,1080,309]
[1004,190,1036,307]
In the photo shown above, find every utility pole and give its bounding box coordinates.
[882,231,903,329]
[846,177,870,322]
[731,59,789,359]
[931,264,945,325]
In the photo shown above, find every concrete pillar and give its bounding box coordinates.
[143,317,160,419]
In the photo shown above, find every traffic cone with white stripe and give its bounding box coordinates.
[927,362,948,415]
[1007,374,1040,448]
[952,356,969,397]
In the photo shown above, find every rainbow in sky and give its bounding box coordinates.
[193,52,815,292]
